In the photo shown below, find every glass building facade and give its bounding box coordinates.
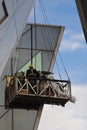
[0,23,64,130]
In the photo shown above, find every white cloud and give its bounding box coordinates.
[60,40,83,51]
[38,85,87,130]
[71,33,84,41]
[60,32,85,52]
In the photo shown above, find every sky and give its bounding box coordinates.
[29,0,87,130]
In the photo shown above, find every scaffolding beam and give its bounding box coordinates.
[33,105,43,130]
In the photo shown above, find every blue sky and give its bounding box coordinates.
[29,0,87,130]
[44,0,87,85]
[29,0,87,85]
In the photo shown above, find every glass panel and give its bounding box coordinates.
[14,109,37,130]
[19,51,42,72]
[0,109,12,130]
[13,24,63,73]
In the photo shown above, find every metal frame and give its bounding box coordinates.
[5,76,71,109]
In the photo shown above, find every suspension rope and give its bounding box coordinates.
[38,0,70,80]
[31,0,52,70]
[59,52,70,80]
[39,0,54,57]
[38,0,58,63]
[56,62,62,80]
[34,2,37,69]
[39,0,49,24]
[39,0,57,53]
[38,0,61,76]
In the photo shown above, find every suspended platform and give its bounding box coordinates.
[5,75,71,110]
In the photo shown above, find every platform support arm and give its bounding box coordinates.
[33,105,43,130]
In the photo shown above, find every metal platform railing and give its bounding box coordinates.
[8,77,71,97]
[5,76,71,108]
